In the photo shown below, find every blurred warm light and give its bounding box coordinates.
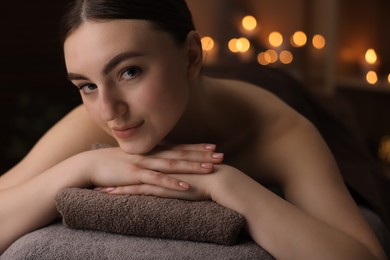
[388,73,390,84]
[312,34,326,49]
[201,36,215,51]
[378,136,390,164]
[257,52,271,66]
[279,50,293,64]
[242,15,257,31]
[236,37,251,53]
[228,37,250,53]
[265,49,278,63]
[269,32,283,48]
[291,31,307,47]
[228,38,239,53]
[366,71,378,84]
[365,48,378,64]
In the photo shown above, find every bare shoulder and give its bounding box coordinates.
[207,76,308,180]
[211,77,302,124]
[220,78,330,181]
[0,105,117,189]
[209,77,386,258]
[210,77,307,151]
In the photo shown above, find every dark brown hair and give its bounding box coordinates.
[60,0,196,45]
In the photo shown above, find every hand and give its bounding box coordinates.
[165,164,249,202]
[84,143,224,197]
[104,163,246,203]
[144,143,224,171]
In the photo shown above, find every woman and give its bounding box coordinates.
[0,0,387,259]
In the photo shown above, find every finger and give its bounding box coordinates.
[173,143,217,151]
[158,143,217,152]
[136,169,190,190]
[135,156,215,174]
[149,149,224,163]
[105,184,186,198]
[108,184,204,201]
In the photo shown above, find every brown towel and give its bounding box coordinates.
[2,223,273,260]
[55,188,245,245]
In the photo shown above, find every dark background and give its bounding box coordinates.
[0,1,81,172]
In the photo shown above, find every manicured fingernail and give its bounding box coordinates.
[212,153,224,159]
[179,182,190,189]
[204,144,216,150]
[201,162,213,169]
[104,187,116,192]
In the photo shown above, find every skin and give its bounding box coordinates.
[0,20,387,259]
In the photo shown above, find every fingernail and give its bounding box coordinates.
[204,144,216,150]
[212,153,224,159]
[104,187,116,192]
[179,181,190,189]
[201,162,213,169]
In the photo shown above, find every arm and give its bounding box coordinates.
[0,105,115,190]
[212,116,387,259]
[0,105,104,252]
[0,105,220,254]
[209,165,384,260]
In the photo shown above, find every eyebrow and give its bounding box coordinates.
[102,51,145,75]
[67,51,145,81]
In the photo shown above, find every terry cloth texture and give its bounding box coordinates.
[55,188,245,246]
[0,223,273,260]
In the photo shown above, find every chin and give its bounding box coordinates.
[118,140,158,155]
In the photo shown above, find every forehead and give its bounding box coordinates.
[63,20,177,71]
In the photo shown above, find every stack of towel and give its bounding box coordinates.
[55,188,246,245]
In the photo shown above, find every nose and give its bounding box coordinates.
[98,88,128,121]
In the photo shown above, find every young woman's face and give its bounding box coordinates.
[64,20,191,154]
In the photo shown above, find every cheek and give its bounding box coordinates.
[83,100,112,133]
[136,91,178,120]
[141,76,189,116]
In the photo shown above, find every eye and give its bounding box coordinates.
[120,67,142,81]
[78,83,97,94]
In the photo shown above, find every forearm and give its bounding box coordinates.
[0,154,90,254]
[212,170,380,260]
[0,144,219,254]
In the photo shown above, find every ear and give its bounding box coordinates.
[185,31,203,80]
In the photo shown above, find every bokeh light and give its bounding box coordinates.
[279,50,293,64]
[291,31,307,47]
[378,136,390,164]
[228,38,239,53]
[236,37,251,53]
[365,48,378,65]
[312,34,326,49]
[201,36,215,51]
[228,37,250,53]
[257,52,271,66]
[242,15,257,31]
[265,49,278,63]
[268,32,283,48]
[366,71,378,84]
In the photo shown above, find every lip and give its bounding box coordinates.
[111,121,144,139]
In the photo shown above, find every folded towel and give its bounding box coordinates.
[55,188,245,245]
[2,223,273,260]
